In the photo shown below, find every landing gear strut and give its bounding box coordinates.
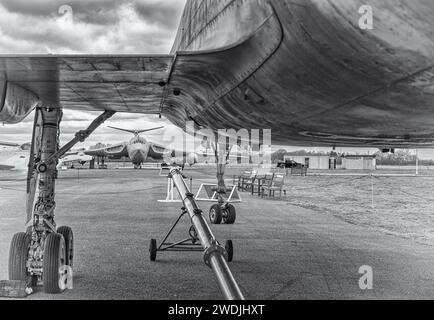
[8,107,114,294]
[208,149,238,225]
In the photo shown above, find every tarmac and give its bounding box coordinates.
[1,168,434,300]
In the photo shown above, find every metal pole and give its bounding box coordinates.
[169,167,245,300]
[371,174,374,210]
[416,149,419,176]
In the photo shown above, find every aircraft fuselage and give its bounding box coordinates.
[126,135,150,166]
[163,0,434,148]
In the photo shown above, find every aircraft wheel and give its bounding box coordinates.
[149,239,157,262]
[9,232,31,281]
[43,233,67,294]
[223,204,236,224]
[57,226,74,268]
[209,204,223,224]
[225,240,233,263]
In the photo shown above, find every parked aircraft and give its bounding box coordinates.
[0,142,91,171]
[57,152,93,169]
[0,142,30,171]
[82,126,170,169]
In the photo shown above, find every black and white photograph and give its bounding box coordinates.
[1,0,434,307]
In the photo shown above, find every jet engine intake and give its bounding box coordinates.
[186,153,198,166]
[0,82,39,124]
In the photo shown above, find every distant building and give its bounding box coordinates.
[284,152,376,170]
[342,155,376,170]
[284,154,336,170]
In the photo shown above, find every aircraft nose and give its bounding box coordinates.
[128,144,149,164]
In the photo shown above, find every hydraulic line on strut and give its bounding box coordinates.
[35,110,116,172]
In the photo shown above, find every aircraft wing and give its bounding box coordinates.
[0,55,173,123]
[0,141,20,147]
[84,143,128,158]
[149,143,173,160]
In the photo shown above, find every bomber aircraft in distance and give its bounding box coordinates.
[81,126,170,169]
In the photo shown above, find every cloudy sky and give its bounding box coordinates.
[0,0,433,158]
[0,0,186,54]
[0,0,187,148]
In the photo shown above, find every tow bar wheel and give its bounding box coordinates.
[225,240,234,263]
[209,204,223,224]
[149,239,157,262]
[43,233,67,294]
[9,232,31,281]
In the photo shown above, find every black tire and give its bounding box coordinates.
[149,239,157,262]
[209,204,223,224]
[225,240,233,263]
[57,226,74,268]
[30,275,39,287]
[223,204,237,224]
[43,233,66,294]
[9,232,31,281]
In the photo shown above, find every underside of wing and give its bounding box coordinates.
[149,143,173,159]
[0,55,174,123]
[84,143,128,158]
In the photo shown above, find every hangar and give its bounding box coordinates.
[285,153,376,171]
[342,155,377,171]
[284,153,337,170]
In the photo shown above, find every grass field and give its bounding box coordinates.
[180,165,434,246]
[272,172,434,246]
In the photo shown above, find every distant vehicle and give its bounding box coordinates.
[277,159,304,169]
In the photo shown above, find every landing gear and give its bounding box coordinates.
[43,233,66,294]
[207,144,240,225]
[223,204,236,225]
[8,233,31,281]
[209,204,236,225]
[209,204,223,224]
[6,106,114,295]
[97,156,108,169]
[57,226,74,267]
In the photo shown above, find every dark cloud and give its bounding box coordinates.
[0,0,121,18]
[0,0,185,27]
[0,0,186,54]
[134,1,185,29]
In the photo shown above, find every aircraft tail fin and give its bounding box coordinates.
[107,126,164,135]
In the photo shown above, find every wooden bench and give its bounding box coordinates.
[237,170,256,191]
[253,172,274,196]
[261,174,287,198]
